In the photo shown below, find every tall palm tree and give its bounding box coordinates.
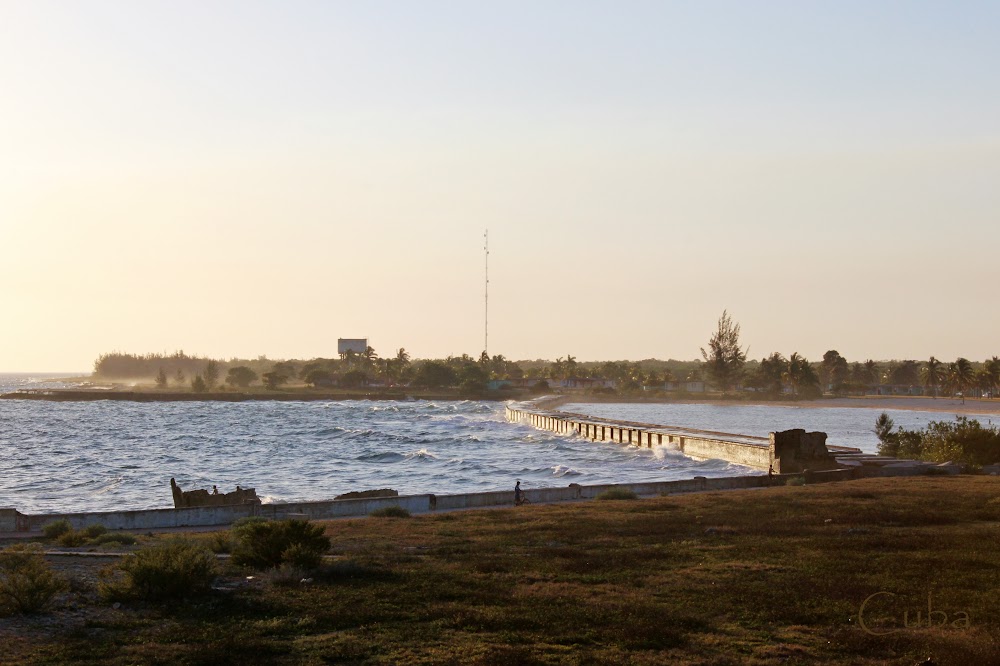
[864,360,880,390]
[948,358,974,403]
[985,356,1000,399]
[921,356,943,398]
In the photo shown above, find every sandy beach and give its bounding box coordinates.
[656,395,1000,415]
[566,392,1000,415]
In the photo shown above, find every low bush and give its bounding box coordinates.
[82,524,108,539]
[596,488,638,501]
[57,530,88,547]
[100,539,217,602]
[91,532,137,547]
[786,477,806,486]
[0,545,67,615]
[369,506,411,518]
[230,519,330,570]
[42,519,72,540]
[876,414,1000,465]
[207,531,233,554]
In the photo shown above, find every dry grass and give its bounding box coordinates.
[2,475,1000,664]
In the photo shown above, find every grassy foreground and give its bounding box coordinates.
[3,476,1000,664]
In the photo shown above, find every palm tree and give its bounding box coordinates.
[985,356,1000,399]
[947,358,974,403]
[975,369,993,399]
[863,360,879,391]
[565,355,578,379]
[921,356,943,398]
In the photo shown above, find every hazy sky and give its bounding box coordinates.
[2,1,998,372]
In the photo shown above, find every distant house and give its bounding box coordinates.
[557,378,616,389]
[660,381,706,393]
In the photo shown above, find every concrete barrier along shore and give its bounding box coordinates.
[0,473,835,535]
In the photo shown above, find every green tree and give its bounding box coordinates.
[873,412,897,454]
[948,358,974,402]
[261,372,288,391]
[226,366,257,388]
[700,310,747,392]
[154,367,168,389]
[985,356,1000,399]
[785,353,820,398]
[412,361,457,388]
[304,369,333,387]
[820,350,849,391]
[340,370,367,388]
[749,352,787,396]
[191,375,207,393]
[921,356,943,398]
[203,360,220,391]
[863,360,880,387]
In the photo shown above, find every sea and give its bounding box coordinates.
[1,373,994,514]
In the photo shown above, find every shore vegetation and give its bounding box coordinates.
[2,477,999,663]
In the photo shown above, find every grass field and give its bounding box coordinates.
[2,475,999,664]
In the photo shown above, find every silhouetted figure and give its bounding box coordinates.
[514,480,523,505]
[212,485,219,495]
[768,464,775,480]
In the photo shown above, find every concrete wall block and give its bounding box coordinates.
[0,508,18,533]
[434,490,513,510]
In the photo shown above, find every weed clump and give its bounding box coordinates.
[0,545,67,615]
[230,519,330,570]
[370,506,411,518]
[100,539,216,602]
[786,477,806,486]
[596,488,638,501]
[91,532,137,547]
[41,519,72,541]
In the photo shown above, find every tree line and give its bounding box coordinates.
[699,311,1000,400]
[92,313,1000,398]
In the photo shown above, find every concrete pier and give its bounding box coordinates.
[505,399,852,473]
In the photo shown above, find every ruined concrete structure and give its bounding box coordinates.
[170,478,260,509]
[770,429,838,473]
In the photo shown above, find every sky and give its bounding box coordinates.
[1,1,998,372]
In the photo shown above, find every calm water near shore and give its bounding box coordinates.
[2,374,994,514]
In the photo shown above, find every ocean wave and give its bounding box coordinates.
[551,465,582,478]
[405,448,439,460]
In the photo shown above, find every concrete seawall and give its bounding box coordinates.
[1,473,822,534]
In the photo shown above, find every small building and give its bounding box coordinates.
[663,381,706,393]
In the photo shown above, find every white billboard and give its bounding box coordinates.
[338,338,368,355]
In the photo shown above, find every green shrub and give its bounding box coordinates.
[82,524,108,539]
[91,532,137,547]
[57,530,88,547]
[369,506,411,518]
[231,519,330,570]
[786,477,806,486]
[41,519,72,540]
[876,415,1000,465]
[281,543,323,570]
[100,539,217,602]
[596,488,638,501]
[207,531,233,554]
[0,545,67,615]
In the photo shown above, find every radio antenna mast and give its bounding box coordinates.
[483,228,489,357]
